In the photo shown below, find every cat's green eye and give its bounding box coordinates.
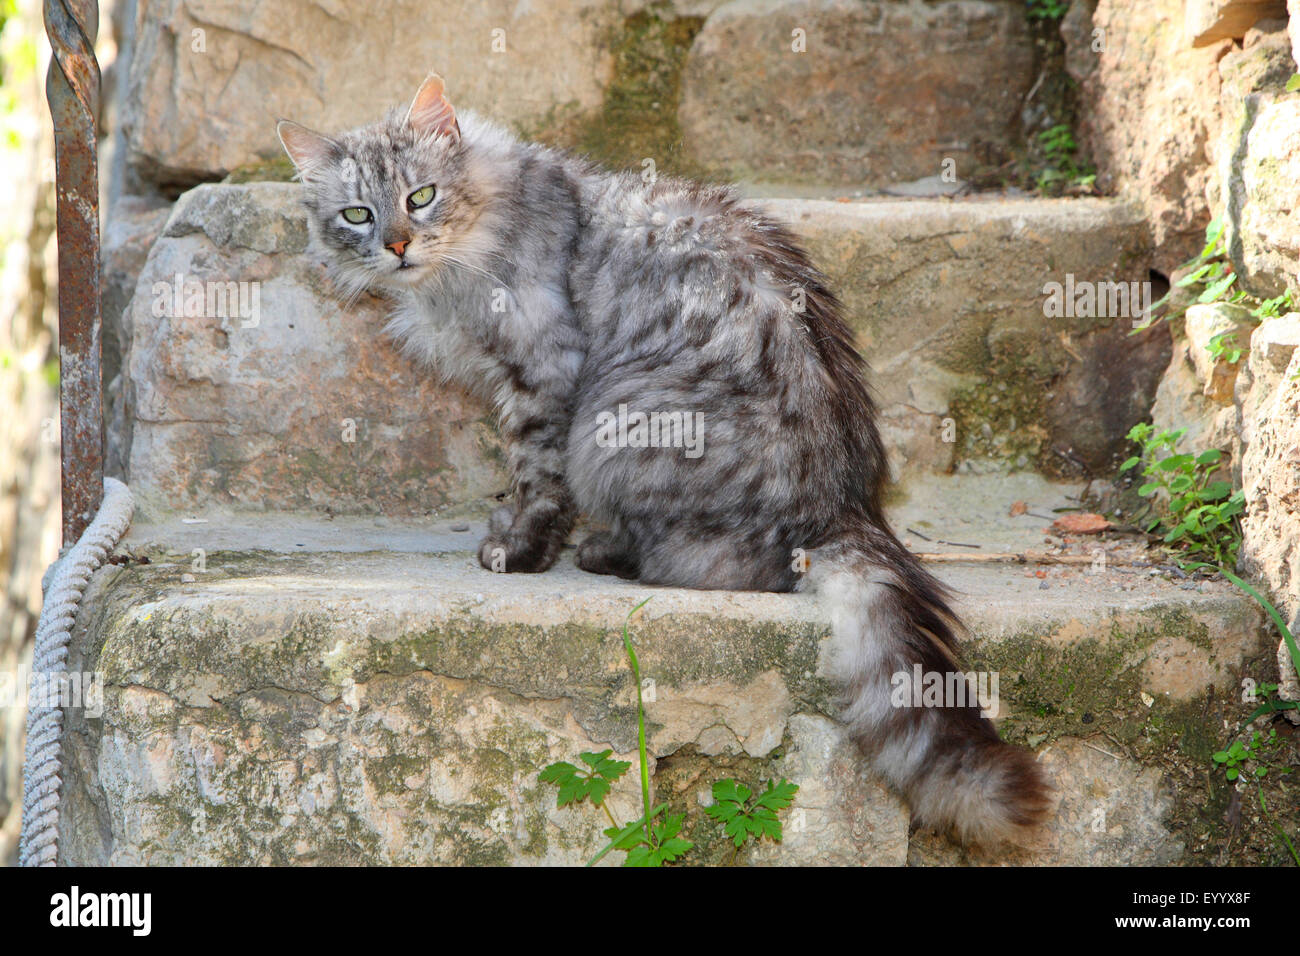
[341,207,372,225]
[408,185,436,209]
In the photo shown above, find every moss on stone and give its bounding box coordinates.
[75,549,1292,865]
[222,156,297,184]
[530,5,706,179]
[947,356,1054,467]
[972,607,1219,747]
[365,751,429,797]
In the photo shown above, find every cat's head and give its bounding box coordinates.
[277,74,492,299]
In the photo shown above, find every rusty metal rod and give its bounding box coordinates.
[45,0,102,546]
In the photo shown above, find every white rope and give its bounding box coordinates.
[19,477,134,866]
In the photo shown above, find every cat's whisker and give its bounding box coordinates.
[436,252,506,288]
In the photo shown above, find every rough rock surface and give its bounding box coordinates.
[1239,314,1300,620]
[1151,336,1231,459]
[679,0,1035,185]
[768,197,1156,479]
[1216,27,1300,297]
[1149,307,1250,474]
[117,183,505,519]
[1060,0,1101,84]
[1072,0,1228,272]
[102,195,172,478]
[122,0,622,186]
[1150,308,1300,631]
[1291,0,1300,66]
[1185,0,1289,46]
[57,537,1266,866]
[1185,302,1256,404]
[1230,97,1300,297]
[909,739,1184,865]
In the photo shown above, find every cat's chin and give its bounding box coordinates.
[379,262,432,287]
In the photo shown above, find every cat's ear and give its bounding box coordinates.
[406,73,460,143]
[276,120,342,181]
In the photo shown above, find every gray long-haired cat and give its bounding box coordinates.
[277,73,1050,845]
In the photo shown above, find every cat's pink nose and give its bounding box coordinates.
[386,239,409,257]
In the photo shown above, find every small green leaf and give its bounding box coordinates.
[711,779,750,806]
[1200,273,1237,302]
[703,801,740,823]
[1202,481,1232,501]
[724,815,754,848]
[754,779,800,813]
[578,750,611,768]
[539,761,578,783]
[622,846,659,867]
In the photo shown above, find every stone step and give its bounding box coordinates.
[119,0,1037,190]
[112,182,1159,521]
[680,0,1038,186]
[57,475,1268,866]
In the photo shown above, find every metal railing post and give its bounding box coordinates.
[44,0,102,546]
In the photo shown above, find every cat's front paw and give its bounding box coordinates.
[477,532,560,574]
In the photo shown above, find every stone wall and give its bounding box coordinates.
[1075,1,1300,634]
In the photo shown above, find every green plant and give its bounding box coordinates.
[1196,566,1300,865]
[1025,0,1069,20]
[1120,423,1244,567]
[1143,215,1295,332]
[1253,289,1294,321]
[1212,727,1297,865]
[1034,123,1094,193]
[538,599,799,866]
[1038,123,1075,159]
[1206,330,1243,365]
[1214,733,1260,783]
[1142,214,1236,326]
[1216,568,1300,719]
[704,778,799,864]
[539,751,631,821]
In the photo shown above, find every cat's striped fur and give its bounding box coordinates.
[278,74,1050,844]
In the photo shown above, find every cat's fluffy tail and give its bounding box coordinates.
[805,527,1051,845]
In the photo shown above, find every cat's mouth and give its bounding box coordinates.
[384,259,427,283]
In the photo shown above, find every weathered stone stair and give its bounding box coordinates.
[59,468,1267,866]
